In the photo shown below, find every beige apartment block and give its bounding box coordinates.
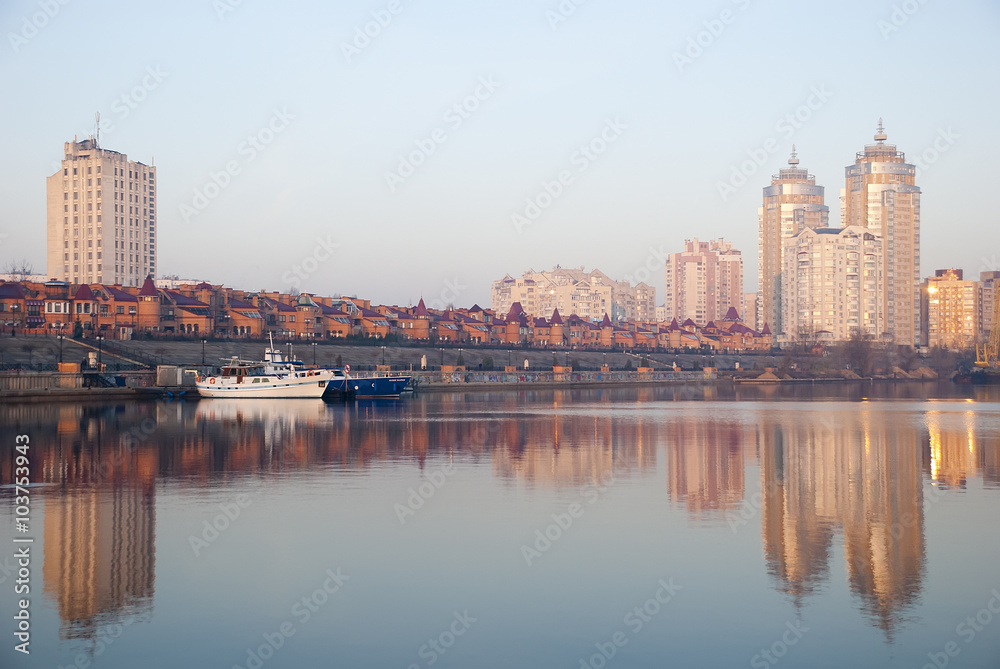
[980,271,1000,343]
[743,292,759,332]
[491,267,655,322]
[663,238,744,325]
[840,121,920,346]
[781,226,884,342]
[925,269,979,351]
[758,148,830,337]
[46,138,156,287]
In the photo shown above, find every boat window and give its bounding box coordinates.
[252,378,259,384]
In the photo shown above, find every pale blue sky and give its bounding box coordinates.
[1,0,997,308]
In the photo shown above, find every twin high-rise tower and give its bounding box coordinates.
[758,121,921,346]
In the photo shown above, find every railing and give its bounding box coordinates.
[412,370,715,385]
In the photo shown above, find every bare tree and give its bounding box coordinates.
[4,259,34,282]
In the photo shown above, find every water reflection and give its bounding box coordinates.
[0,385,997,651]
[755,410,926,639]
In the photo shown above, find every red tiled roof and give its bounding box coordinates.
[414,298,430,318]
[0,282,25,299]
[102,285,137,302]
[138,276,158,297]
[550,308,563,325]
[73,284,95,301]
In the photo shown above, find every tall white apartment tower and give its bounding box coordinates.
[841,120,920,346]
[758,148,829,336]
[46,136,156,287]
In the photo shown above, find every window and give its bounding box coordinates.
[117,305,124,314]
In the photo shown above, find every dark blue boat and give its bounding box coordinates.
[325,371,412,398]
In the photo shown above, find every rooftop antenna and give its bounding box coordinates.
[788,145,799,167]
[95,112,100,148]
[874,118,887,144]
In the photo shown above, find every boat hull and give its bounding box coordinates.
[196,377,332,398]
[329,376,412,398]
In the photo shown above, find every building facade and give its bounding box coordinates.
[781,226,883,342]
[47,138,156,287]
[758,148,830,337]
[491,267,655,322]
[663,238,744,325]
[980,271,1000,344]
[841,121,920,346]
[924,269,978,351]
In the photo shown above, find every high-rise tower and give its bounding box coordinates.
[46,133,156,287]
[757,148,829,335]
[841,120,920,346]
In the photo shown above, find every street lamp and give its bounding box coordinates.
[57,334,64,363]
[312,341,318,365]
[381,345,386,366]
[201,339,207,365]
[507,349,511,367]
[96,335,104,366]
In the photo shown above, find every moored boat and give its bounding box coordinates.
[326,366,412,398]
[195,340,345,398]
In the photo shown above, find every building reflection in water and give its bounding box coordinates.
[0,390,996,645]
[7,404,158,641]
[756,410,926,639]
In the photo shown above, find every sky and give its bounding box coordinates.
[1,0,998,309]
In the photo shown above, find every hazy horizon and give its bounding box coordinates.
[2,0,997,308]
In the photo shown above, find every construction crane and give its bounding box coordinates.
[976,285,1000,368]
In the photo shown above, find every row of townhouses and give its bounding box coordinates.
[0,277,772,352]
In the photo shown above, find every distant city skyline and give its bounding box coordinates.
[2,0,997,308]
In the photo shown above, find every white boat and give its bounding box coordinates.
[195,339,346,399]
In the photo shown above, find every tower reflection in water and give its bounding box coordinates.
[664,404,997,639]
[1,393,996,646]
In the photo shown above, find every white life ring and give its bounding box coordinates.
[209,378,216,385]
[344,364,350,374]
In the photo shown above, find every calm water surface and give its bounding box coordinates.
[1,383,999,669]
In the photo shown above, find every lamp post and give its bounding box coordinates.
[439,348,444,367]
[381,345,386,366]
[201,339,207,365]
[57,334,64,363]
[96,335,104,366]
[507,349,511,367]
[312,342,318,366]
